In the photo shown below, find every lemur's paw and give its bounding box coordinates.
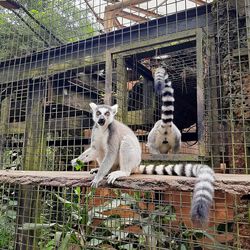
[107,171,127,184]
[90,176,101,188]
[90,168,99,175]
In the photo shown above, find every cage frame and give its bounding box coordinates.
[105,28,206,161]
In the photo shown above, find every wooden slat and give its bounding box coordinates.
[106,0,148,11]
[118,10,148,22]
[128,6,163,18]
[189,0,206,5]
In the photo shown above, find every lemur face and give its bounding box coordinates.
[89,103,118,127]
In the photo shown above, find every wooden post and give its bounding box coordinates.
[105,51,113,105]
[23,84,46,171]
[209,37,222,170]
[0,97,10,167]
[196,30,206,157]
[116,57,128,123]
[245,0,250,72]
[142,77,154,124]
[16,83,45,249]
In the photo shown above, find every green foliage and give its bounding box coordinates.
[0,185,234,249]
[74,159,86,171]
[0,0,98,60]
[2,149,22,170]
[0,185,17,249]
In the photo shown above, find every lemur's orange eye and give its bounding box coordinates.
[96,111,101,116]
[105,111,110,116]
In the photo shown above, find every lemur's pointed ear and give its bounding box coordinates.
[89,103,97,112]
[111,104,118,115]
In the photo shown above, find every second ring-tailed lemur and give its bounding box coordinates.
[147,67,181,154]
[71,102,214,224]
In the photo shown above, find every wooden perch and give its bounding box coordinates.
[0,171,249,196]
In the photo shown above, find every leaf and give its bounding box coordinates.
[87,238,103,247]
[19,223,56,230]
[6,210,16,220]
[110,230,128,241]
[119,243,136,249]
[74,187,81,197]
[54,193,79,210]
[54,231,62,247]
[181,244,187,250]
[8,200,18,206]
[58,232,72,250]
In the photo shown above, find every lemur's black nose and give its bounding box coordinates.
[98,118,105,126]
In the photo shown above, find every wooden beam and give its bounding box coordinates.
[52,90,94,111]
[116,57,128,123]
[105,0,163,18]
[104,51,113,105]
[114,17,125,28]
[23,87,46,171]
[128,6,163,18]
[104,6,115,32]
[83,0,104,24]
[118,10,148,22]
[46,117,83,131]
[189,0,206,5]
[106,0,148,12]
[0,171,249,196]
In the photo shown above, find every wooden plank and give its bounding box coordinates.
[209,37,221,169]
[127,109,154,125]
[118,10,148,22]
[52,90,94,111]
[22,87,46,171]
[245,0,250,72]
[104,6,115,32]
[104,51,113,105]
[46,117,83,131]
[0,54,105,84]
[106,0,148,12]
[111,29,197,56]
[116,57,128,123]
[0,171,249,195]
[189,0,206,5]
[196,29,205,156]
[0,97,10,166]
[142,153,206,162]
[128,6,163,18]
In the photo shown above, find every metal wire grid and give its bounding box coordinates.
[0,0,213,172]
[0,183,248,249]
[0,1,249,248]
[204,0,250,174]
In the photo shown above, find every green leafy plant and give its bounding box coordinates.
[74,159,86,171]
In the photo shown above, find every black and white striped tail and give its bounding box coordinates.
[138,163,215,223]
[154,67,174,127]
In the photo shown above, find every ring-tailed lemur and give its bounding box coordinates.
[147,67,181,154]
[71,103,214,224]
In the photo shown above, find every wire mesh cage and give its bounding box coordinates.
[0,172,249,249]
[0,0,249,249]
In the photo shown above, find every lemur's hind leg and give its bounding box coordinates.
[107,137,141,184]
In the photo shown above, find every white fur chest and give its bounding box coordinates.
[92,126,109,151]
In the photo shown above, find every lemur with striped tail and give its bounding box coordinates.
[71,103,215,224]
[147,67,181,154]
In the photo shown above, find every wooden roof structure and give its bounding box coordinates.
[83,0,210,32]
